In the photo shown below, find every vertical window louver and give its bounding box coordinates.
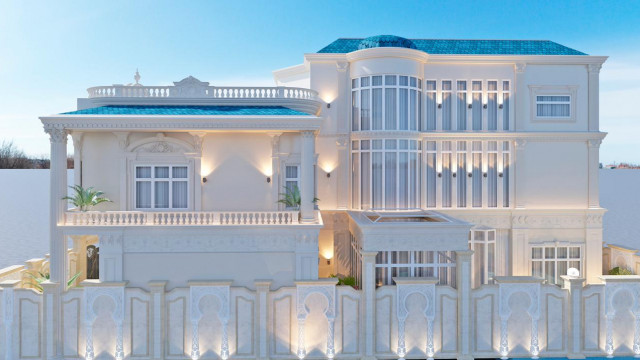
[457,141,467,207]
[472,141,482,207]
[503,141,510,207]
[426,141,437,208]
[457,81,467,130]
[425,80,437,130]
[487,81,498,130]
[502,81,510,130]
[472,81,483,130]
[441,141,452,207]
[442,81,452,130]
[487,141,498,207]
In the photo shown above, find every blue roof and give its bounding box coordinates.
[318,37,587,55]
[61,105,310,116]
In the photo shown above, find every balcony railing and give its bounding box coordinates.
[64,210,301,226]
[87,85,319,101]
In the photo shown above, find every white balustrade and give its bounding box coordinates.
[87,85,318,100]
[65,210,300,226]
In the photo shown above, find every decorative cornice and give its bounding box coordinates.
[44,128,68,143]
[113,131,130,149]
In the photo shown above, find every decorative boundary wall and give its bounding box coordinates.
[1,276,640,360]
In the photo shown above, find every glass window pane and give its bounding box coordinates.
[532,261,543,278]
[172,181,188,208]
[385,75,396,85]
[570,247,581,259]
[154,181,169,208]
[172,166,188,178]
[392,267,410,278]
[372,75,382,86]
[135,181,151,208]
[286,165,298,179]
[155,166,169,178]
[393,251,410,264]
[557,247,568,259]
[399,76,408,86]
[360,77,370,87]
[375,268,387,287]
[136,166,151,178]
[545,247,556,259]
[545,261,555,284]
[532,248,543,259]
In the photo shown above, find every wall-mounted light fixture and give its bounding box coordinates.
[326,172,331,178]
[326,258,331,265]
[437,173,442,178]
[437,103,442,109]
[267,176,271,183]
[202,177,208,183]
[483,173,488,178]
[499,104,504,109]
[499,173,503,178]
[483,104,488,109]
[468,173,473,178]
[452,173,457,178]
[326,103,331,109]
[468,104,472,109]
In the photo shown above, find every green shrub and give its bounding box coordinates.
[608,266,633,275]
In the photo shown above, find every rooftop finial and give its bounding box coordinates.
[134,68,141,85]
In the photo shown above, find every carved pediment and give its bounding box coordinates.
[171,76,210,98]
[127,133,196,154]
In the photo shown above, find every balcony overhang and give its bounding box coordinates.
[347,210,472,252]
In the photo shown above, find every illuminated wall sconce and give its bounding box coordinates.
[326,172,331,178]
[499,104,504,109]
[326,258,331,265]
[267,176,271,183]
[202,177,208,183]
[483,173,488,178]
[437,173,442,178]
[483,104,488,109]
[468,173,472,178]
[437,103,442,109]
[326,103,331,109]
[468,104,472,109]
[499,173,503,177]
[452,173,457,178]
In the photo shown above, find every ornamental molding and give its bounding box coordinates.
[498,282,541,320]
[514,139,527,149]
[336,61,349,72]
[335,134,349,147]
[172,76,210,98]
[127,133,196,154]
[588,139,602,148]
[189,285,230,322]
[41,117,323,132]
[588,63,602,74]
[44,128,68,143]
[604,281,640,316]
[512,214,585,229]
[296,283,337,320]
[515,63,527,73]
[71,131,84,152]
[453,214,511,229]
[84,285,125,324]
[396,283,436,321]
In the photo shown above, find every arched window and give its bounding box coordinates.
[469,227,496,287]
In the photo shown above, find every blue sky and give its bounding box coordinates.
[1,0,639,164]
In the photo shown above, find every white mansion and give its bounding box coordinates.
[1,35,640,360]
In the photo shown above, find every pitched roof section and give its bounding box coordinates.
[318,38,587,55]
[61,105,311,116]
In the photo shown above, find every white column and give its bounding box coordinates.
[456,250,473,360]
[361,251,377,360]
[268,133,282,210]
[514,63,527,131]
[588,64,602,131]
[255,281,271,360]
[300,131,316,223]
[336,135,349,210]
[514,139,527,209]
[71,132,83,187]
[190,132,206,211]
[46,127,69,283]
[588,139,601,208]
[562,276,585,358]
[149,281,167,360]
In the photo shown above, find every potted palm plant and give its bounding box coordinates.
[63,185,112,211]
[277,184,319,214]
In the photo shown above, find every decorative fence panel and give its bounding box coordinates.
[1,276,640,360]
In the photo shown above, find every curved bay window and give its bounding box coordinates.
[351,139,422,210]
[469,227,496,287]
[352,75,422,131]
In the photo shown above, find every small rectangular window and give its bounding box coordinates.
[135,165,189,209]
[536,95,571,118]
[284,165,301,204]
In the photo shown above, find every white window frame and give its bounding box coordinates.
[530,243,583,285]
[469,228,497,287]
[529,85,578,122]
[374,250,457,287]
[134,164,191,210]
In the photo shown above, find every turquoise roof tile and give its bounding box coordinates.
[318,37,586,55]
[62,105,310,116]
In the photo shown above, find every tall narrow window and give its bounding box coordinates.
[487,142,498,207]
[502,81,510,130]
[470,228,496,287]
[361,140,371,209]
[472,81,483,130]
[457,81,468,130]
[361,87,370,130]
[372,78,383,130]
[372,140,383,209]
[385,79,397,130]
[441,141,452,207]
[472,141,482,207]
[425,80,437,130]
[135,165,188,209]
[457,142,467,208]
[351,79,359,131]
[426,141,436,208]
[487,81,498,130]
[502,141,510,207]
[285,165,300,191]
[385,140,397,209]
[442,81,452,130]
[352,141,360,208]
